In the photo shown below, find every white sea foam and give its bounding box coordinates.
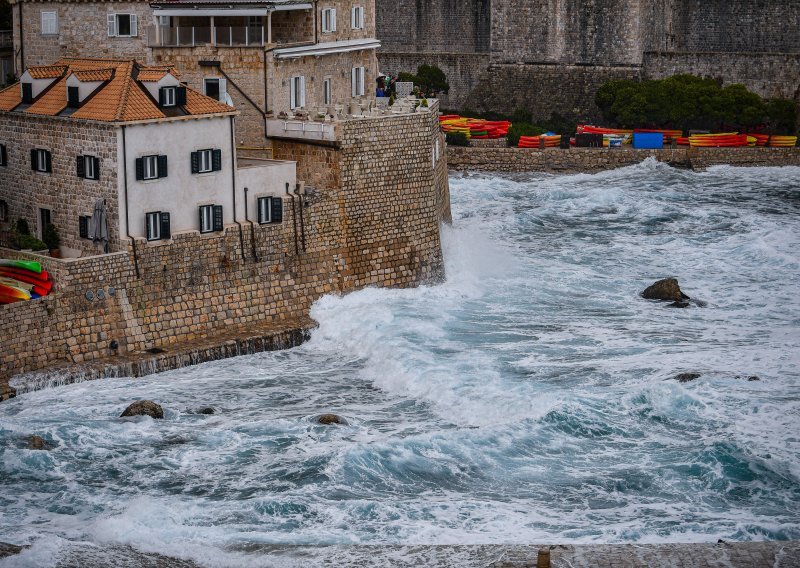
[1,164,799,566]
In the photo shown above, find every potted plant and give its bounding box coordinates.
[43,223,61,258]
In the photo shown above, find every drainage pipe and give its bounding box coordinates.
[243,186,259,262]
[286,182,299,255]
[229,116,246,263]
[294,183,306,252]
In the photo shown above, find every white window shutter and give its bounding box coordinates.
[130,14,138,37]
[299,76,305,108]
[107,14,117,37]
[331,8,336,31]
[351,7,356,29]
[219,77,227,101]
[351,68,357,98]
[290,78,296,109]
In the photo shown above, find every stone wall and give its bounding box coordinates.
[447,146,800,174]
[464,64,641,123]
[0,113,119,254]
[0,108,450,381]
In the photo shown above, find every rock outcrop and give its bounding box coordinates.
[317,413,348,425]
[26,435,47,450]
[642,278,689,302]
[120,400,164,419]
[673,373,702,383]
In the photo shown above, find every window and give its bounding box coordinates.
[135,154,168,181]
[191,149,221,174]
[162,87,175,107]
[107,14,138,37]
[77,155,100,180]
[323,77,332,106]
[31,148,52,173]
[199,204,223,233]
[351,6,364,30]
[39,208,51,237]
[290,76,305,110]
[156,15,171,27]
[67,86,80,108]
[21,83,33,104]
[321,8,336,33]
[257,197,283,224]
[79,215,90,238]
[351,66,365,97]
[41,11,58,35]
[0,200,8,222]
[146,211,171,241]
[203,77,227,102]
[0,144,6,167]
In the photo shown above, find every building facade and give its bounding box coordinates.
[9,0,381,146]
[0,58,295,256]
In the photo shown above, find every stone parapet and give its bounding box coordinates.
[446,146,800,174]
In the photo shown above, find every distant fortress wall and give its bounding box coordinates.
[377,0,800,119]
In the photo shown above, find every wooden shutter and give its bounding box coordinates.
[213,205,223,231]
[0,144,6,166]
[299,76,305,108]
[158,87,166,106]
[130,14,138,36]
[145,213,153,240]
[76,155,85,178]
[135,157,144,180]
[218,78,227,103]
[160,212,171,240]
[351,7,356,28]
[44,151,52,173]
[107,14,117,37]
[30,149,37,170]
[176,86,187,106]
[199,206,205,232]
[22,83,32,103]
[67,86,79,108]
[157,155,168,178]
[271,197,283,222]
[212,149,222,172]
[330,8,336,31]
[190,151,199,174]
[92,157,100,180]
[290,77,296,109]
[79,216,88,238]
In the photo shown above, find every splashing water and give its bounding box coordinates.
[1,160,799,566]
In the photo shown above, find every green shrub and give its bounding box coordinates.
[14,218,30,236]
[42,223,60,250]
[397,65,450,95]
[507,123,546,147]
[445,132,470,147]
[13,234,47,251]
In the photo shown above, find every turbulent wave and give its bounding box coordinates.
[1,160,799,566]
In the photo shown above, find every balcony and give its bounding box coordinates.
[148,26,266,48]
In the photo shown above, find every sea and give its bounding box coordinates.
[1,159,799,567]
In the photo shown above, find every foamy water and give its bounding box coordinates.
[2,160,799,566]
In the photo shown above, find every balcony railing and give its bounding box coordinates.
[0,31,12,49]
[147,26,265,48]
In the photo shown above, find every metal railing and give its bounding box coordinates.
[147,26,265,47]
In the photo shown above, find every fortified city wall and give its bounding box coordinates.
[0,108,450,390]
[376,0,800,120]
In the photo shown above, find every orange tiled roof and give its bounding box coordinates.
[27,65,68,79]
[1,58,235,122]
[73,68,115,82]
[0,83,21,111]
[137,66,180,82]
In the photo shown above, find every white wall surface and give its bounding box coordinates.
[237,159,297,221]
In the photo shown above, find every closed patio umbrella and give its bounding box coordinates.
[88,198,109,253]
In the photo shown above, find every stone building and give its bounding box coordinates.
[376,0,800,122]
[8,0,381,146]
[0,57,296,256]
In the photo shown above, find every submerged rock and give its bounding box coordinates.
[120,400,164,419]
[317,413,348,425]
[668,301,690,308]
[198,407,215,415]
[642,278,690,302]
[26,435,47,450]
[735,375,761,381]
[674,372,702,383]
[0,542,25,559]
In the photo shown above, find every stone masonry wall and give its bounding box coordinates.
[0,113,119,254]
[447,146,800,174]
[0,108,450,380]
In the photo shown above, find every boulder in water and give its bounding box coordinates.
[198,407,215,415]
[642,278,689,302]
[121,400,164,419]
[317,413,348,425]
[0,542,25,559]
[26,435,47,450]
[673,372,702,383]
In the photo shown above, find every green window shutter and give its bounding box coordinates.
[176,86,187,106]
[93,157,101,180]
[76,155,85,178]
[212,149,222,172]
[190,151,199,174]
[158,155,168,178]
[135,158,144,180]
[30,149,37,170]
[271,197,283,222]
[213,205,223,231]
[44,151,52,173]
[160,212,171,240]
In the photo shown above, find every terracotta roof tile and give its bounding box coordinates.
[73,68,115,82]
[27,65,68,79]
[184,87,236,115]
[0,83,21,111]
[2,58,235,123]
[137,66,180,82]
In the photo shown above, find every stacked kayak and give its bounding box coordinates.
[440,116,511,139]
[0,260,53,304]
[745,134,798,147]
[519,134,561,148]
[688,133,753,147]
